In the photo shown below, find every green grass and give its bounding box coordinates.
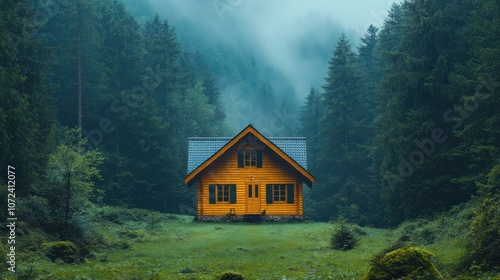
[9,212,499,280]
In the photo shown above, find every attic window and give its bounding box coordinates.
[238,148,263,168]
[244,149,257,166]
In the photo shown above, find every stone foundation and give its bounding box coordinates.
[196,215,302,222]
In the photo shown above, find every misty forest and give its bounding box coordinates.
[1,0,500,279]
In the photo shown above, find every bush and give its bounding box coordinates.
[330,218,359,251]
[41,241,82,263]
[146,212,163,230]
[217,271,245,280]
[363,246,442,280]
[466,193,500,270]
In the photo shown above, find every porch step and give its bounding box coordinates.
[243,214,263,223]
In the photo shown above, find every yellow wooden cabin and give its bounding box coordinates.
[184,125,315,221]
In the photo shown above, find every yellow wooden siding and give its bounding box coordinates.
[197,181,203,216]
[197,142,304,216]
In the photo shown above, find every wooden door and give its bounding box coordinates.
[246,183,261,214]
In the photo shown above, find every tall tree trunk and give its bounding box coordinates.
[77,0,83,149]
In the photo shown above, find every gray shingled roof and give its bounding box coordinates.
[187,137,308,174]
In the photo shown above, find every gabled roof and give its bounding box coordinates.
[187,137,308,174]
[184,125,315,186]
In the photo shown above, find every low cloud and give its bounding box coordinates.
[143,0,401,97]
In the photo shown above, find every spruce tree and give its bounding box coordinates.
[313,34,371,222]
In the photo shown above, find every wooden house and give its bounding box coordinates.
[184,125,315,221]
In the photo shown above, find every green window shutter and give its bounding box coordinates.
[230,184,237,203]
[287,184,294,204]
[266,184,273,204]
[237,150,244,168]
[257,150,263,168]
[209,184,216,204]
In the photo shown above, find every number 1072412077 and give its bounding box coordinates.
[7,166,16,216]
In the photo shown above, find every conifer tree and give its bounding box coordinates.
[0,0,55,195]
[313,34,371,222]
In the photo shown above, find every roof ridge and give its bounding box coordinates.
[188,137,306,140]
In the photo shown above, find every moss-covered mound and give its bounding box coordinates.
[363,246,442,280]
[41,241,81,263]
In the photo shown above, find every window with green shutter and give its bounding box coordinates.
[211,184,237,204]
[265,184,295,204]
[273,184,286,202]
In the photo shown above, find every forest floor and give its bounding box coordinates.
[9,209,495,280]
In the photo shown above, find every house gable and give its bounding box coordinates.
[184,125,315,187]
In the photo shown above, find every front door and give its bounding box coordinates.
[246,183,261,214]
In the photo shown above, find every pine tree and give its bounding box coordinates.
[357,24,383,224]
[313,34,371,222]
[299,87,323,173]
[0,0,55,195]
[143,14,182,108]
[376,0,478,225]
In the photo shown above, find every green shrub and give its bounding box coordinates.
[217,271,245,280]
[146,212,163,230]
[363,246,443,280]
[330,218,359,251]
[466,193,500,270]
[41,241,82,263]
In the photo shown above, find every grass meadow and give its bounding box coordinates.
[6,208,492,280]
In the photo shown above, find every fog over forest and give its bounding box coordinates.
[123,0,400,134]
[137,0,398,96]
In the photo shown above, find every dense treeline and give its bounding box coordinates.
[301,0,500,229]
[0,0,303,242]
[0,0,226,241]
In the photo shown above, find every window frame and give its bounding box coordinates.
[244,149,257,167]
[217,184,230,203]
[273,184,287,203]
[209,184,236,204]
[266,183,295,204]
